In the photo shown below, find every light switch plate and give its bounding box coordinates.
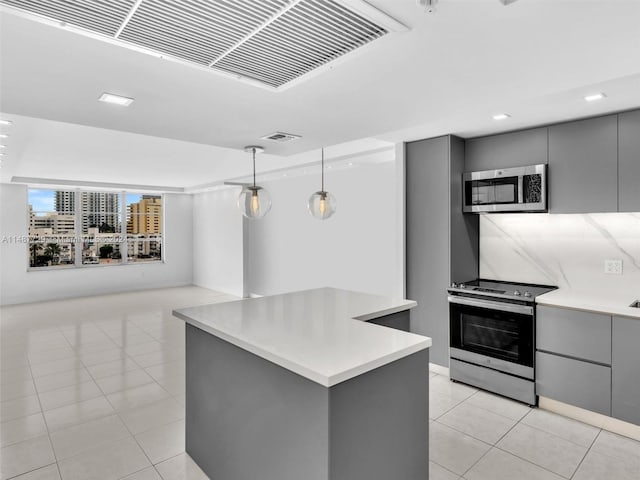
[604,259,623,275]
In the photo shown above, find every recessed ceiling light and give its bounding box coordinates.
[492,113,511,120]
[98,92,135,106]
[0,134,8,139]
[0,145,6,149]
[584,93,606,102]
[0,119,12,126]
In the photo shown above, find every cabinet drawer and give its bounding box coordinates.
[537,305,611,364]
[536,352,611,416]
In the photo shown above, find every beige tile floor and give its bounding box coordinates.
[1,287,639,480]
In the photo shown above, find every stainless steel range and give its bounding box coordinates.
[448,279,557,405]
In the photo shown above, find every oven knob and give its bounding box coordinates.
[459,283,466,289]
[524,291,532,298]
[451,282,458,288]
[513,290,521,296]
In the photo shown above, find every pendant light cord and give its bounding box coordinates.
[253,148,256,188]
[321,148,324,192]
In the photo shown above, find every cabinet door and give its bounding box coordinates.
[406,136,451,366]
[465,127,548,172]
[536,351,611,416]
[612,315,640,425]
[618,110,640,212]
[548,115,618,213]
[536,305,611,364]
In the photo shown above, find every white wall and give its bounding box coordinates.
[192,187,245,297]
[480,212,640,292]
[247,149,403,298]
[0,184,193,305]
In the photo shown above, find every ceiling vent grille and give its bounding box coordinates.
[1,0,136,36]
[261,132,301,142]
[1,0,405,89]
[118,0,289,66]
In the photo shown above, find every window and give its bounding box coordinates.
[126,193,163,263]
[27,189,163,269]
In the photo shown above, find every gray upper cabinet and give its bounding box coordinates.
[548,115,618,213]
[465,127,548,172]
[618,110,640,212]
[612,315,640,425]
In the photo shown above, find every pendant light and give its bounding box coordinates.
[308,148,336,220]
[237,146,271,219]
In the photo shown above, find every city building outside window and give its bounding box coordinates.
[27,189,163,269]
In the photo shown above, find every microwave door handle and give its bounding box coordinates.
[518,176,524,204]
[447,295,533,315]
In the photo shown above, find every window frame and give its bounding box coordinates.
[27,189,165,271]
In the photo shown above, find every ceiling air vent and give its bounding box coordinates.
[0,0,137,36]
[0,0,407,89]
[261,132,301,143]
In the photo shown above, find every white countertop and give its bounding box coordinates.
[537,288,640,319]
[173,287,430,387]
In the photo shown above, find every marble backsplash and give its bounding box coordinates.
[480,212,640,292]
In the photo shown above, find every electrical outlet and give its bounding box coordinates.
[604,259,623,275]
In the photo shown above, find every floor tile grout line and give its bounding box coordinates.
[433,416,504,448]
[118,399,177,472]
[430,460,464,480]
[4,461,58,480]
[462,389,533,423]
[25,353,54,445]
[113,395,185,437]
[55,459,64,480]
[491,442,580,480]
[433,373,599,480]
[568,429,604,480]
[438,393,531,439]
[517,414,601,450]
[488,402,530,446]
[459,444,494,479]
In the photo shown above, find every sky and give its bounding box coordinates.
[28,189,54,212]
[28,190,143,212]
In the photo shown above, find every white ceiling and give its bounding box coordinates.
[1,0,640,188]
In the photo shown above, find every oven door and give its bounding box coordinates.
[449,295,534,379]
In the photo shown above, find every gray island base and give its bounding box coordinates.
[174,288,431,480]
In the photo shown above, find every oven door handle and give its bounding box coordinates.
[447,295,533,316]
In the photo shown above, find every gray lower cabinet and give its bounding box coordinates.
[618,110,640,212]
[366,310,410,332]
[548,115,618,213]
[406,135,478,367]
[536,305,611,364]
[536,351,611,416]
[465,127,548,171]
[536,305,613,417]
[612,315,640,425]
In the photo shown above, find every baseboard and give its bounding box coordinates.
[539,396,640,442]
[429,362,450,377]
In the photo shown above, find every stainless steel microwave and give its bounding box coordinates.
[463,164,547,213]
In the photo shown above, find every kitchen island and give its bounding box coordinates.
[173,287,431,480]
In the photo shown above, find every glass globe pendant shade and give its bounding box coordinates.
[238,186,271,219]
[308,190,336,220]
